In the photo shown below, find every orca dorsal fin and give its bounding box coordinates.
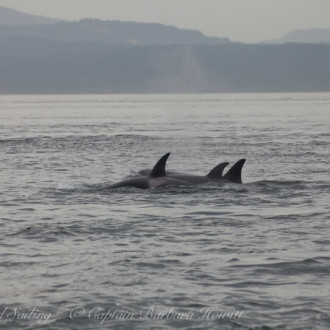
[207,162,229,179]
[149,153,170,178]
[223,159,246,183]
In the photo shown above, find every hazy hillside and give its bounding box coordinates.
[1,38,329,93]
[0,19,230,46]
[267,28,330,44]
[0,6,60,25]
[1,6,329,94]
[0,7,230,46]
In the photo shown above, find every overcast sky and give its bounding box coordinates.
[1,0,330,43]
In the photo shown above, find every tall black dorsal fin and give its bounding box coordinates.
[223,159,246,183]
[149,153,170,178]
[207,162,229,179]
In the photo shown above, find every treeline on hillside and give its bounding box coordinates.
[0,19,230,45]
[1,38,329,93]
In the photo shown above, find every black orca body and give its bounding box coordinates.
[103,153,192,190]
[138,159,246,184]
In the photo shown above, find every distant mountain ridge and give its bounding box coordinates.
[0,7,230,45]
[1,6,330,94]
[266,28,330,44]
[0,6,60,25]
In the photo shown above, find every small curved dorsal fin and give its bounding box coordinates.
[223,159,246,183]
[149,153,170,178]
[207,162,229,179]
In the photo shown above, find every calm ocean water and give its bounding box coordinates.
[0,93,329,329]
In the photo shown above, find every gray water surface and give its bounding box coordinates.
[0,93,329,329]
